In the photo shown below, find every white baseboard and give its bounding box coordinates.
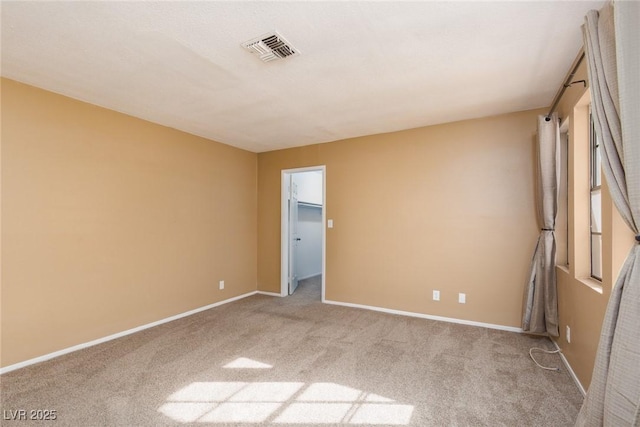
[552,340,586,396]
[256,291,283,297]
[1,292,531,375]
[323,299,523,333]
[0,291,258,375]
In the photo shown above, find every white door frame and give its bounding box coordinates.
[281,166,326,301]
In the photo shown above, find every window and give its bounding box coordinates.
[556,128,569,267]
[590,111,602,280]
[564,132,569,266]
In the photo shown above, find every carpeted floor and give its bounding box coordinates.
[1,276,583,426]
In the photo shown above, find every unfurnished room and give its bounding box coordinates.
[1,1,639,426]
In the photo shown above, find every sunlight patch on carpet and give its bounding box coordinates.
[223,357,273,369]
[159,381,413,424]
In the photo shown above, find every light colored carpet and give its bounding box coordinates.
[1,276,583,426]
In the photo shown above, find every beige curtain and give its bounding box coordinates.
[522,113,560,337]
[576,1,640,426]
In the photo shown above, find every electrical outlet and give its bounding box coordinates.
[566,325,571,343]
[458,293,466,304]
[432,290,440,301]
[219,280,225,290]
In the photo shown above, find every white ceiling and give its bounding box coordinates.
[1,1,602,153]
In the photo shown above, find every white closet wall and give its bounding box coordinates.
[293,171,323,280]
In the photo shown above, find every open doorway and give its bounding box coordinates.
[280,166,325,301]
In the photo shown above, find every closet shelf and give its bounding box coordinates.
[298,201,322,208]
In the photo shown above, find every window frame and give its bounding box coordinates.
[589,110,602,281]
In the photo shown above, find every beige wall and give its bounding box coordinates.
[258,110,542,328]
[1,79,258,367]
[553,60,635,390]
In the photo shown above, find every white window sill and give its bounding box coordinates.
[555,265,603,294]
[578,277,603,294]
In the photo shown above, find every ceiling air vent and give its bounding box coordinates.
[242,32,299,63]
